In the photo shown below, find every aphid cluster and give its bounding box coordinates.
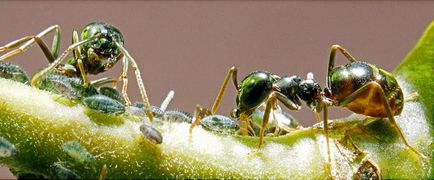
[0,22,428,179]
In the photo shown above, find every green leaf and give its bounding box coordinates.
[395,21,434,128]
[0,22,433,179]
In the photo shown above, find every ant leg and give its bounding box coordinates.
[191,66,239,132]
[160,90,175,112]
[114,42,154,122]
[258,94,276,148]
[31,34,101,86]
[258,91,301,148]
[72,30,89,87]
[91,77,118,88]
[314,112,322,123]
[238,112,252,136]
[323,105,333,177]
[210,66,238,114]
[0,25,61,62]
[274,91,301,111]
[326,45,357,88]
[375,83,428,161]
[337,82,428,161]
[118,56,131,105]
[190,104,210,134]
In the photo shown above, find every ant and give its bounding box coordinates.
[305,45,428,174]
[0,22,154,121]
[190,66,318,146]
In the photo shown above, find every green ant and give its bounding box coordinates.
[190,66,308,140]
[0,22,155,121]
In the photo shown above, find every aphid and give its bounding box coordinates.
[163,110,192,123]
[0,62,29,84]
[200,115,239,135]
[189,104,240,135]
[0,22,155,122]
[303,45,427,171]
[190,67,317,147]
[134,91,176,144]
[132,90,175,120]
[139,124,163,144]
[61,141,95,164]
[132,103,165,119]
[98,86,125,104]
[49,163,81,179]
[354,159,381,180]
[0,136,17,158]
[39,74,98,99]
[83,95,125,114]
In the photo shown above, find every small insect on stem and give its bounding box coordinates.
[309,44,429,177]
[0,62,29,84]
[0,22,155,122]
[191,66,308,147]
[354,159,381,180]
[0,136,17,158]
[49,163,81,179]
[83,95,125,114]
[61,141,95,164]
[140,124,163,144]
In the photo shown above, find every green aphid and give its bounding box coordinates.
[132,102,165,119]
[98,86,125,104]
[61,141,95,164]
[0,62,29,84]
[39,74,98,99]
[163,110,193,123]
[83,94,125,114]
[0,136,17,158]
[200,115,239,135]
[49,163,81,179]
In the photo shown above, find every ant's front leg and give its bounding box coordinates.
[258,91,300,148]
[31,34,101,86]
[0,25,61,62]
[114,41,154,122]
[72,30,90,87]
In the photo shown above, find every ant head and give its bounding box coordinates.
[80,22,124,74]
[298,72,322,103]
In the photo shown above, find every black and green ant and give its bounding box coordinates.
[190,66,314,143]
[0,22,154,121]
[191,45,427,173]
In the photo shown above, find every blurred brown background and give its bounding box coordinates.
[0,1,433,179]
